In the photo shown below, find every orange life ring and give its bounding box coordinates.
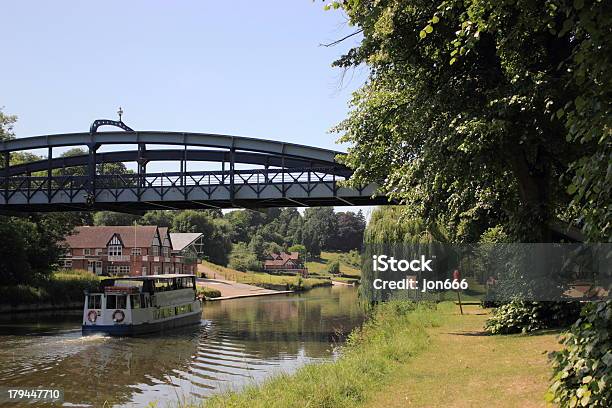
[87,310,97,323]
[112,309,125,323]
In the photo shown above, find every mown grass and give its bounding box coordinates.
[0,269,100,306]
[202,261,331,291]
[178,301,445,408]
[305,251,361,279]
[364,305,561,408]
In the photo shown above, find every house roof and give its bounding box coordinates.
[159,227,172,247]
[263,252,301,267]
[169,233,203,251]
[64,226,159,249]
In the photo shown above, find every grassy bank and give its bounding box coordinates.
[365,305,561,408]
[0,269,100,307]
[201,261,331,291]
[305,251,361,279]
[176,302,559,408]
[182,301,443,408]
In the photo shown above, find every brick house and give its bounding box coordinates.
[60,225,198,276]
[263,252,308,276]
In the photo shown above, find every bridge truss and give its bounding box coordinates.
[0,120,387,212]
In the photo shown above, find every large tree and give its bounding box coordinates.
[329,0,610,242]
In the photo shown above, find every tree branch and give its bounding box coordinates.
[319,29,364,47]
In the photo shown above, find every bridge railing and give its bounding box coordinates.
[1,167,348,194]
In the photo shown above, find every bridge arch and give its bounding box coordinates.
[0,124,386,212]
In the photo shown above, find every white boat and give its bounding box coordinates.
[82,274,202,336]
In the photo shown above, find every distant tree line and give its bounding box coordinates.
[93,207,366,269]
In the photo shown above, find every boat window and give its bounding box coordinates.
[106,295,116,309]
[155,280,171,291]
[130,294,141,309]
[88,295,101,309]
[116,295,126,309]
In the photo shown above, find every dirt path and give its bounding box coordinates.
[365,305,560,408]
[197,264,290,299]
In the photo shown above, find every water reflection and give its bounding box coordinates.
[0,286,364,407]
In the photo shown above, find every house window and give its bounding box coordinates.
[96,261,102,269]
[62,260,72,268]
[154,266,161,274]
[142,266,148,275]
[151,246,160,256]
[108,245,122,256]
[162,247,169,257]
[107,265,118,275]
[132,248,142,256]
[96,248,103,255]
[84,248,92,256]
[118,265,130,275]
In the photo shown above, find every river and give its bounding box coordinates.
[0,286,364,407]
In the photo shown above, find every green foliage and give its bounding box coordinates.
[0,270,100,306]
[288,244,306,259]
[197,286,222,299]
[248,234,266,260]
[228,242,262,272]
[0,108,17,141]
[140,210,174,228]
[546,301,611,407]
[0,213,77,285]
[224,207,365,258]
[364,207,448,244]
[330,0,609,242]
[484,300,581,335]
[339,250,361,269]
[172,210,232,265]
[94,211,141,226]
[327,260,341,275]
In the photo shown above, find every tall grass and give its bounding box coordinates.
[181,301,446,408]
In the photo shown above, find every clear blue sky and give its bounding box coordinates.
[1,0,373,216]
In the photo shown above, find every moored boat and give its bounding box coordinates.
[82,274,201,336]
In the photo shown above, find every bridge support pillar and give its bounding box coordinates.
[47,147,52,202]
[87,143,99,205]
[229,147,235,204]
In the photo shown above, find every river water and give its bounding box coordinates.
[0,286,364,407]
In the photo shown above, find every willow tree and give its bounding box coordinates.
[329,0,610,242]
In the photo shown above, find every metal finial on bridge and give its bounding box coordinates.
[117,107,124,122]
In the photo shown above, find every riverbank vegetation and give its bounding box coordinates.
[202,261,331,291]
[180,302,561,408]
[305,251,361,279]
[190,300,442,408]
[196,286,222,299]
[0,269,99,307]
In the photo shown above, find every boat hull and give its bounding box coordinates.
[82,311,202,336]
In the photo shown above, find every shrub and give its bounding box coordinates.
[197,287,222,299]
[546,301,611,407]
[484,300,581,335]
[0,270,100,306]
[229,255,262,272]
[339,250,361,268]
[0,285,48,305]
[327,260,341,275]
